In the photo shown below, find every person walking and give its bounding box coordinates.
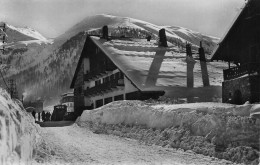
[38,112,41,122]
[42,111,46,122]
[46,112,51,121]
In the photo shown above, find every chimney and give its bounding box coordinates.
[159,29,168,47]
[186,43,196,88]
[186,42,192,57]
[102,25,108,40]
[199,41,210,87]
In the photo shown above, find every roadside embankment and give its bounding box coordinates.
[77,100,260,165]
[0,89,41,165]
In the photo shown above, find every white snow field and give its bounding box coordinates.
[0,88,40,165]
[77,100,260,164]
[35,124,234,165]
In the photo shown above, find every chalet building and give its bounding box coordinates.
[71,26,224,117]
[60,92,74,113]
[211,0,260,104]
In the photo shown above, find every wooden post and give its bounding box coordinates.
[159,29,168,47]
[102,25,108,40]
[186,43,196,88]
[199,41,210,87]
[186,43,192,57]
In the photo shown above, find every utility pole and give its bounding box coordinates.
[0,23,6,54]
[8,79,18,99]
[0,23,17,99]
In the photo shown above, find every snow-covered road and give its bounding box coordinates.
[37,124,235,165]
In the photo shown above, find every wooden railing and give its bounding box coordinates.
[84,70,107,81]
[223,63,260,80]
[84,78,124,96]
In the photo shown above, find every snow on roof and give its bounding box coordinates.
[90,36,224,92]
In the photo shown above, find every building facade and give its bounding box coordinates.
[211,0,260,104]
[60,92,74,113]
[71,27,225,117]
[70,35,164,117]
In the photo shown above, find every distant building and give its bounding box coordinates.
[211,0,260,104]
[60,92,75,120]
[60,92,74,113]
[71,26,224,117]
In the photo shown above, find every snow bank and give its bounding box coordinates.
[78,100,258,129]
[0,88,40,165]
[77,100,260,164]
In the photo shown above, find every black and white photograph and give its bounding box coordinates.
[0,0,259,164]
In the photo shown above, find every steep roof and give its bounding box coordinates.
[211,0,259,61]
[70,36,88,88]
[93,36,225,90]
[71,35,228,97]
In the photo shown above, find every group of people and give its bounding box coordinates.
[31,111,51,122]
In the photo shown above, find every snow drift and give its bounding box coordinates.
[77,100,259,129]
[77,100,260,164]
[0,88,40,165]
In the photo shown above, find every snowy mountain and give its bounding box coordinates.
[0,14,222,106]
[58,14,218,51]
[0,23,52,46]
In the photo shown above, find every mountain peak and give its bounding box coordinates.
[6,24,48,41]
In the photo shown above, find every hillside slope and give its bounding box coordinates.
[0,14,223,106]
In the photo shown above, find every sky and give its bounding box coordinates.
[0,0,245,38]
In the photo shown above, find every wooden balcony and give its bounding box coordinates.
[223,63,260,80]
[84,79,125,97]
[84,70,107,81]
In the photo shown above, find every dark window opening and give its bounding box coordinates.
[114,94,124,101]
[96,99,103,108]
[95,80,101,86]
[104,97,113,104]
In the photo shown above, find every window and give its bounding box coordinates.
[104,97,112,104]
[95,80,101,86]
[77,87,82,94]
[110,74,114,80]
[115,72,120,79]
[114,94,124,101]
[119,71,124,79]
[250,44,260,63]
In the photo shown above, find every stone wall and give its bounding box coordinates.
[222,75,260,104]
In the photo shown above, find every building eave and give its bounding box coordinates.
[211,2,247,61]
[70,36,89,88]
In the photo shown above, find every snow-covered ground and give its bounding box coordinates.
[77,100,260,164]
[0,88,40,165]
[35,124,235,165]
